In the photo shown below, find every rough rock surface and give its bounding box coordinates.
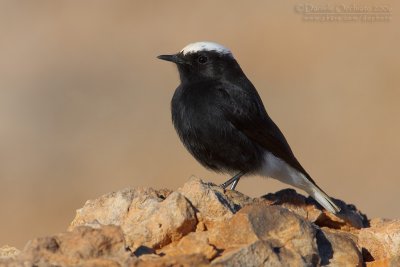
[1,177,399,266]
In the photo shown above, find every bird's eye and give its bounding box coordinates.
[198,56,208,64]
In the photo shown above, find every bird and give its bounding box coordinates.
[157,41,340,214]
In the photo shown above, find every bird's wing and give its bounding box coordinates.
[217,82,315,184]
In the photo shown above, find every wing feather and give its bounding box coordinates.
[217,82,316,184]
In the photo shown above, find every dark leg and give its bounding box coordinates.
[220,172,245,190]
[230,178,240,190]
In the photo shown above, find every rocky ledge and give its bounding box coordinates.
[1,177,399,266]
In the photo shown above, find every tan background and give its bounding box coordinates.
[0,1,398,248]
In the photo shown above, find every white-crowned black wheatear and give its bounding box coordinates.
[158,41,340,214]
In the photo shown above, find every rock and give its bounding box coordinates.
[70,187,172,228]
[70,188,196,251]
[177,177,251,227]
[0,246,21,267]
[15,225,133,266]
[365,255,400,267]
[358,218,400,262]
[132,253,210,267]
[122,191,197,250]
[0,246,20,260]
[2,177,400,266]
[261,189,368,230]
[318,228,362,266]
[159,232,218,261]
[211,240,303,267]
[209,203,320,266]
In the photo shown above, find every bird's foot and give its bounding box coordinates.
[220,172,245,190]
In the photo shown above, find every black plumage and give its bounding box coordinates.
[158,42,340,214]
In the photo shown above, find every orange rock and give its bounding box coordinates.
[4,178,400,266]
[358,218,400,262]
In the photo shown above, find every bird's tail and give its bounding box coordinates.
[305,179,341,214]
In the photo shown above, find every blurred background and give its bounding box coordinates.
[0,0,398,248]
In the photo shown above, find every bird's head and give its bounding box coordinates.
[158,41,242,83]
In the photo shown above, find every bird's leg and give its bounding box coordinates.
[220,171,245,190]
[230,178,240,190]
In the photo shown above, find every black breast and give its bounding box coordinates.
[171,82,264,174]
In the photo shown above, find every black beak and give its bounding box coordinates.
[157,54,185,64]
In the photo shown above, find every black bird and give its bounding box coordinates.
[158,41,340,214]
